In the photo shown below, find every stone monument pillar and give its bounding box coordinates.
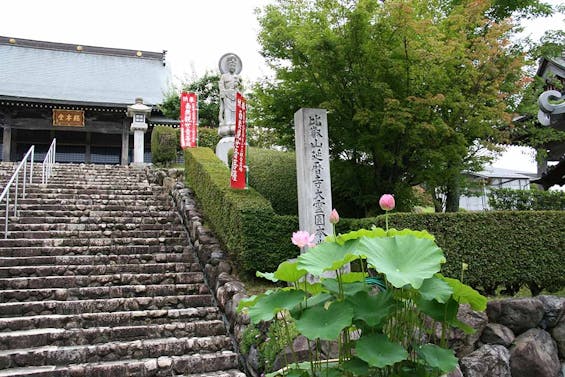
[216,53,243,165]
[127,98,151,166]
[294,108,333,245]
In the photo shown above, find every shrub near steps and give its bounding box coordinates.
[0,163,245,376]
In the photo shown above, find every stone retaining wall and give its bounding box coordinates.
[149,168,565,377]
[147,168,251,372]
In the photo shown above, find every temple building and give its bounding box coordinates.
[535,52,565,189]
[0,36,173,164]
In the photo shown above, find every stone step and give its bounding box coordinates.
[35,181,151,189]
[0,272,204,290]
[7,222,181,232]
[0,252,191,267]
[0,163,240,376]
[0,351,240,376]
[0,283,208,302]
[21,188,155,196]
[10,216,175,225]
[0,209,176,218]
[0,262,200,278]
[0,244,188,258]
[20,191,158,199]
[0,335,233,369]
[10,204,169,212]
[0,236,187,248]
[0,307,222,332]
[0,294,213,317]
[0,320,227,350]
[18,198,167,207]
[3,229,185,240]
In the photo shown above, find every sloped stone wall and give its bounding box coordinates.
[458,296,565,377]
[147,168,251,372]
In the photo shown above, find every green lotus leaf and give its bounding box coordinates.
[336,228,388,245]
[297,241,358,276]
[387,228,436,241]
[341,357,369,376]
[341,272,367,283]
[322,278,367,297]
[419,276,454,303]
[237,294,259,312]
[417,344,458,373]
[304,282,324,295]
[347,289,395,328]
[295,300,353,340]
[415,296,459,324]
[273,260,307,283]
[356,235,444,289]
[248,289,306,324]
[356,333,408,368]
[256,271,278,282]
[437,274,487,311]
[304,292,333,308]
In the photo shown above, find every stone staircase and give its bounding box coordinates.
[0,163,245,376]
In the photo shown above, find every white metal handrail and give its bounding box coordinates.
[42,139,57,184]
[0,146,35,238]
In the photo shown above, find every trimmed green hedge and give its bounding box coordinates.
[185,147,565,293]
[184,148,298,275]
[247,148,298,216]
[338,211,565,295]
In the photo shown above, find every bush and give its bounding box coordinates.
[245,149,417,218]
[247,148,297,215]
[184,147,298,274]
[198,127,222,149]
[488,188,565,210]
[151,126,178,166]
[338,211,565,295]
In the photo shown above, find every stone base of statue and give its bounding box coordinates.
[216,136,235,166]
[218,124,235,137]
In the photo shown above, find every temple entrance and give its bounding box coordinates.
[11,129,151,164]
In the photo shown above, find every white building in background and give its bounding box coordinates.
[459,167,534,211]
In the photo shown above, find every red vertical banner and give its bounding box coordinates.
[230,92,247,189]
[179,92,198,149]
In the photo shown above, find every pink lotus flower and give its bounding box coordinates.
[329,209,340,224]
[291,230,316,248]
[379,194,395,211]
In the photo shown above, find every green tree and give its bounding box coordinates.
[251,0,531,214]
[159,72,221,127]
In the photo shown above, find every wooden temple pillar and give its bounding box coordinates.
[2,127,12,162]
[85,132,92,164]
[121,120,130,166]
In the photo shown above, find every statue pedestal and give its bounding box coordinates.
[216,136,235,166]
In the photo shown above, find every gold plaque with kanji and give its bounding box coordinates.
[53,109,85,127]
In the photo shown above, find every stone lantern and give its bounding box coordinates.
[127,97,151,165]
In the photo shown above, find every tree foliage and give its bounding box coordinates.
[159,72,221,127]
[251,0,531,214]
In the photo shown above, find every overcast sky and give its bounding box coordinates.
[1,0,561,83]
[0,0,275,83]
[1,0,563,173]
